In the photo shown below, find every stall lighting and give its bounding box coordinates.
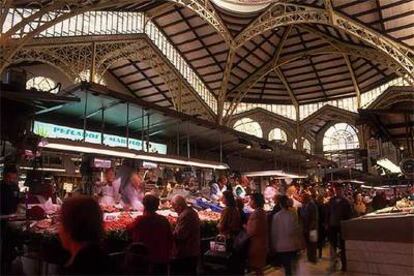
[376,158,402,174]
[135,154,229,170]
[40,141,137,159]
[19,166,66,172]
[243,170,307,178]
[349,180,365,184]
[246,145,252,149]
[39,139,229,170]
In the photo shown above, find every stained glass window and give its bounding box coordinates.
[233,118,263,138]
[268,128,287,143]
[323,123,359,152]
[26,76,58,93]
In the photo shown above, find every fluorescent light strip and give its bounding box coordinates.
[135,154,228,170]
[243,170,307,178]
[377,158,402,174]
[20,166,66,172]
[40,141,228,170]
[43,143,136,159]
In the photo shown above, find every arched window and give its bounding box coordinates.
[292,138,312,153]
[323,123,359,152]
[268,128,287,143]
[233,118,263,138]
[26,76,58,94]
[303,138,311,154]
[76,70,106,85]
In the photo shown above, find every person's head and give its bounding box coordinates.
[222,190,236,207]
[59,196,103,252]
[104,168,115,182]
[354,193,363,203]
[3,165,18,184]
[130,173,143,190]
[143,194,159,214]
[302,192,311,204]
[286,185,297,197]
[171,195,187,214]
[278,195,290,210]
[333,184,344,197]
[218,176,228,187]
[249,193,265,209]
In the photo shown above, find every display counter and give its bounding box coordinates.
[342,204,414,275]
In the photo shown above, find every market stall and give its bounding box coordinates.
[341,199,414,275]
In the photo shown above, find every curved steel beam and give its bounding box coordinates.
[234,1,414,81]
[171,0,232,45]
[1,0,232,73]
[224,41,399,119]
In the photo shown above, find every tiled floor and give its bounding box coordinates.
[264,249,348,276]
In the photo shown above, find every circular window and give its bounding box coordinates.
[233,118,263,138]
[26,76,58,94]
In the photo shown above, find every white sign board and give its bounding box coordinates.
[33,121,167,154]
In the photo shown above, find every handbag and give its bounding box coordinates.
[309,229,318,243]
[209,234,227,252]
[233,229,250,252]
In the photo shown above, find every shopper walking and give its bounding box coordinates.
[271,195,301,276]
[316,194,327,259]
[326,184,353,272]
[128,194,173,274]
[170,195,200,275]
[246,193,268,275]
[217,190,242,237]
[300,193,318,263]
[353,193,367,217]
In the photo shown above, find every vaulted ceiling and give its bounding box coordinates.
[146,0,413,105]
[6,0,414,108]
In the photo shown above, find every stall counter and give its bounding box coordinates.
[341,206,414,275]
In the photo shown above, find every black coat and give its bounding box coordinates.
[62,243,112,275]
[0,181,20,215]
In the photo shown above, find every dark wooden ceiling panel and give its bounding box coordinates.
[117,0,406,105]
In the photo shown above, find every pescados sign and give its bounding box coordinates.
[33,121,167,154]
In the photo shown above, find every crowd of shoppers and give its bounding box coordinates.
[2,164,412,276]
[54,181,413,275]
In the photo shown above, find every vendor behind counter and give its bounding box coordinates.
[0,165,19,215]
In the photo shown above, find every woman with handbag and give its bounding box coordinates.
[246,193,268,275]
[215,191,243,274]
[270,195,301,276]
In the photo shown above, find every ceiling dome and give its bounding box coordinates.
[211,0,272,13]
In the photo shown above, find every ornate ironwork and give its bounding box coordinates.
[234,1,414,79]
[9,35,215,120]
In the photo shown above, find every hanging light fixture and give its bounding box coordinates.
[38,138,229,170]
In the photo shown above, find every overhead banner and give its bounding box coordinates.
[33,121,167,154]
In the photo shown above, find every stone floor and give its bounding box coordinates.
[263,248,348,276]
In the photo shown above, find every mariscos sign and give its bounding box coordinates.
[33,121,167,154]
